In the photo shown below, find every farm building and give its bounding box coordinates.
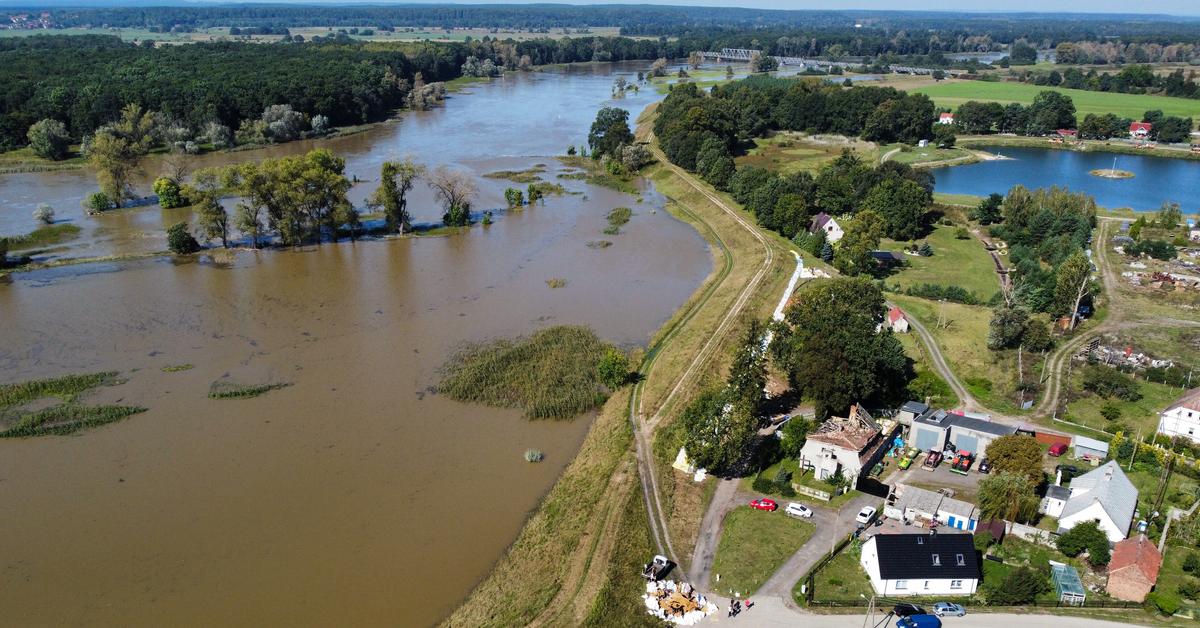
[908,409,1016,457]
[1072,435,1110,461]
[1107,535,1162,602]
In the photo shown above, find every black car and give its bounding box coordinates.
[978,458,991,474]
[893,603,926,617]
[1056,464,1080,481]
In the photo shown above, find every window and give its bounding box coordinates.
[931,554,940,566]
[956,553,965,566]
[895,580,907,590]
[951,580,963,590]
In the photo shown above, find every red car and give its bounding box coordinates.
[749,498,778,511]
[1049,443,1068,457]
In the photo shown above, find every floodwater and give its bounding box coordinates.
[0,64,711,626]
[934,145,1200,212]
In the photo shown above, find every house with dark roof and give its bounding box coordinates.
[1058,460,1138,543]
[809,212,844,243]
[1107,535,1162,602]
[860,533,980,596]
[870,250,905,269]
[1041,484,1071,518]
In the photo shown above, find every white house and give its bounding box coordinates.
[1058,461,1138,544]
[938,112,955,125]
[798,405,882,484]
[809,212,844,244]
[860,533,980,596]
[1041,484,1070,518]
[887,307,910,333]
[1158,388,1200,444]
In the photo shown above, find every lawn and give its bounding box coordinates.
[889,294,1028,414]
[898,332,960,409]
[807,542,874,602]
[1125,461,1199,515]
[736,132,879,175]
[882,224,1001,302]
[885,144,975,167]
[914,80,1200,123]
[711,506,815,597]
[1064,378,1186,436]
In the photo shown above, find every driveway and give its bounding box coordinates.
[755,492,881,597]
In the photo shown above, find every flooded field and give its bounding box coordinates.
[0,64,711,626]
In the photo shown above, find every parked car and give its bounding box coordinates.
[855,506,877,524]
[1049,443,1068,457]
[893,603,926,617]
[785,503,813,519]
[922,450,943,470]
[897,614,943,628]
[978,458,991,474]
[932,602,966,617]
[950,452,974,475]
[1056,464,1080,481]
[898,455,915,470]
[750,498,778,511]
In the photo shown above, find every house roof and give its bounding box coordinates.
[914,409,954,429]
[1056,129,1077,136]
[1165,387,1200,413]
[1131,122,1153,132]
[870,534,980,581]
[871,250,905,262]
[808,406,880,452]
[1109,535,1162,583]
[1046,484,1071,501]
[1062,461,1138,537]
[940,112,955,120]
[900,401,930,415]
[810,212,835,232]
[888,307,906,324]
[948,414,1017,438]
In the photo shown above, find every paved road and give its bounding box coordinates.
[702,596,1133,627]
[689,478,742,590]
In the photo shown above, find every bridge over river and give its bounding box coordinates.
[698,48,965,77]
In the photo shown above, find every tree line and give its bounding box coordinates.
[1016,63,1200,103]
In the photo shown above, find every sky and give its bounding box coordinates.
[446,0,1200,15]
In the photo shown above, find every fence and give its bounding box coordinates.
[1007,521,1057,547]
[794,483,832,501]
[800,532,856,603]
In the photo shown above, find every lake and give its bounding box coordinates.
[934,145,1200,212]
[0,63,711,626]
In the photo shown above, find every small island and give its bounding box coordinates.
[1089,168,1135,179]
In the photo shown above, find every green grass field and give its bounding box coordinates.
[1064,378,1187,437]
[915,80,1200,122]
[737,133,879,175]
[882,224,1001,302]
[884,144,975,167]
[711,506,815,597]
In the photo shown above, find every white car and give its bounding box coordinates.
[854,506,877,525]
[785,503,813,519]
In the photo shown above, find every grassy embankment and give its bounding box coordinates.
[914,80,1200,122]
[3,223,82,250]
[0,146,87,174]
[0,372,145,437]
[446,105,795,625]
[709,507,815,597]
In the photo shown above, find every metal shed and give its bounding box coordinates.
[1073,435,1110,461]
[1051,563,1086,606]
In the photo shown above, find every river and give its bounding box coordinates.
[0,64,711,626]
[935,145,1200,212]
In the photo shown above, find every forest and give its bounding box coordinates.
[32,6,1200,46]
[0,34,698,152]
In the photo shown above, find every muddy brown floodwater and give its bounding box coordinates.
[0,64,710,626]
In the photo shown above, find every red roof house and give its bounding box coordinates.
[938,112,955,125]
[1130,122,1153,138]
[1106,535,1162,602]
[887,307,909,333]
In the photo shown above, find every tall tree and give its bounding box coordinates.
[88,129,139,205]
[587,106,633,160]
[727,319,768,415]
[370,158,424,233]
[26,118,70,160]
[860,178,928,241]
[772,277,909,418]
[984,434,1045,483]
[680,388,757,474]
[833,209,884,276]
[977,472,1040,522]
[1052,251,1094,329]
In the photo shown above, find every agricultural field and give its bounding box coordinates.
[914,80,1200,122]
[736,132,879,175]
[881,224,1002,302]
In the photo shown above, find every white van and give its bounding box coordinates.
[785,503,813,519]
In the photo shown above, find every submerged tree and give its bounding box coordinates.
[428,166,477,227]
[370,158,424,233]
[88,129,140,206]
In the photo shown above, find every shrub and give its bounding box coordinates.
[26,118,71,160]
[1081,365,1142,401]
[524,449,544,463]
[1100,403,1122,422]
[904,283,981,305]
[82,192,113,213]
[32,203,55,224]
[1147,591,1181,616]
[974,530,994,552]
[1183,553,1200,573]
[752,474,775,494]
[986,566,1047,605]
[1177,578,1200,600]
[954,226,970,239]
[153,177,187,209]
[596,348,631,389]
[1056,520,1110,566]
[166,222,200,255]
